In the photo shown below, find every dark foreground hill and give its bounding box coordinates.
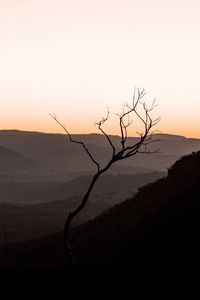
[74,152,200,265]
[72,151,200,266]
[1,151,200,271]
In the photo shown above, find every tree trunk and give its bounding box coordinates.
[63,173,101,270]
[63,212,74,270]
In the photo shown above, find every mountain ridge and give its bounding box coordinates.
[0,130,200,176]
[0,129,199,140]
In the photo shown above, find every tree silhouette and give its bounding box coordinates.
[50,88,160,268]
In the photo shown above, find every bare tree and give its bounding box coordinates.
[50,88,160,268]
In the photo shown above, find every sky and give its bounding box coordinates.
[0,0,200,137]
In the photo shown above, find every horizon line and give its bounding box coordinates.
[0,128,200,139]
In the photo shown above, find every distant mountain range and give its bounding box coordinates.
[0,172,164,205]
[0,130,200,182]
[1,150,200,270]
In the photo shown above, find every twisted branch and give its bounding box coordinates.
[94,107,116,158]
[50,114,100,172]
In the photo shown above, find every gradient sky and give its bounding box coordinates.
[1,0,200,137]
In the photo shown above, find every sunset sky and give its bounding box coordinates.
[1,0,200,137]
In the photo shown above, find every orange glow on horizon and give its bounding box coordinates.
[0,0,200,138]
[2,122,200,139]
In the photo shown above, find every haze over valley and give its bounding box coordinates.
[0,130,200,245]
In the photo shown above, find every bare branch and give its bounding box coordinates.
[49,114,100,172]
[117,88,149,151]
[112,88,160,161]
[94,107,116,157]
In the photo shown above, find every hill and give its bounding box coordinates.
[0,172,163,242]
[72,151,200,266]
[1,151,200,270]
[0,146,37,172]
[0,130,200,183]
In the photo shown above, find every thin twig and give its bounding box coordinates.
[94,107,116,157]
[50,114,100,172]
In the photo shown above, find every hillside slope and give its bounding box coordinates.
[1,151,200,270]
[72,151,200,266]
[0,146,37,172]
[0,172,163,243]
